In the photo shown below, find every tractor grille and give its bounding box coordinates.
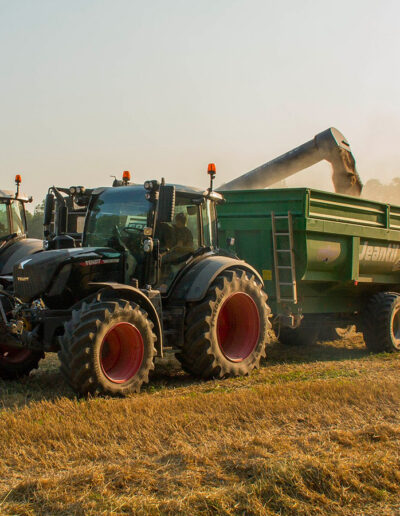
[13,268,37,302]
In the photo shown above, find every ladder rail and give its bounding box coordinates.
[287,211,298,304]
[271,211,298,305]
[271,211,281,304]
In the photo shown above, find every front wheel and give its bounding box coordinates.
[58,299,157,396]
[176,269,271,378]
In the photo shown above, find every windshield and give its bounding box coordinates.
[0,202,10,239]
[84,187,151,250]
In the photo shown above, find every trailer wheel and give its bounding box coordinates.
[277,320,319,346]
[362,292,400,353]
[0,341,44,380]
[58,299,156,396]
[177,269,271,378]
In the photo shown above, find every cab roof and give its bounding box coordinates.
[0,190,31,202]
[93,183,204,197]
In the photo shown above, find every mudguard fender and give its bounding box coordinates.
[89,282,163,356]
[171,256,263,302]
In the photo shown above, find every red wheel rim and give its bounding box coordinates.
[100,322,144,383]
[217,292,260,362]
[0,344,31,364]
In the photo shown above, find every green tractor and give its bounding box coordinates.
[0,176,42,286]
[0,169,271,394]
[0,175,43,378]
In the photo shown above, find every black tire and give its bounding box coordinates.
[318,325,356,341]
[0,340,44,380]
[277,319,319,346]
[361,292,400,353]
[58,299,157,396]
[0,295,44,379]
[176,269,271,378]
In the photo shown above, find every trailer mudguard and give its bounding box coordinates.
[88,282,163,356]
[171,255,264,302]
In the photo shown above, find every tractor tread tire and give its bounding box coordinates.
[176,269,271,378]
[58,299,156,396]
[362,292,400,353]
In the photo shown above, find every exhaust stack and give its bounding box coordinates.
[218,127,363,196]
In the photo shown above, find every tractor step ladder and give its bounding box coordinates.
[271,211,298,304]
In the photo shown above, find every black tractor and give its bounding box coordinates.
[0,168,271,394]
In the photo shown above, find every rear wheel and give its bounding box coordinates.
[176,269,271,378]
[58,299,156,396]
[361,292,400,352]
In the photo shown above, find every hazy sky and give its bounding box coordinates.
[1,0,399,208]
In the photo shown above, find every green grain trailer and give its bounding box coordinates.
[217,187,400,351]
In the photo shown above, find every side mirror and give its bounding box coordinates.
[43,193,55,226]
[157,185,175,223]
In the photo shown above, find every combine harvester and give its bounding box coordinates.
[217,128,400,348]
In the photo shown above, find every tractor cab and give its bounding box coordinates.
[0,191,28,245]
[82,179,221,293]
[0,176,42,279]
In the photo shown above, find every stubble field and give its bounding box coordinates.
[0,334,399,515]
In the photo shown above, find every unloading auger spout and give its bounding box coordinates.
[218,127,363,196]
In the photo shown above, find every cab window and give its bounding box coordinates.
[202,200,217,247]
[156,197,201,292]
[10,201,25,235]
[0,203,9,238]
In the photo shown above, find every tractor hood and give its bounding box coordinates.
[0,237,43,275]
[14,247,121,303]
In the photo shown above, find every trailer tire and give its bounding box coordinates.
[58,299,156,396]
[362,292,400,353]
[176,269,271,378]
[277,321,319,346]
